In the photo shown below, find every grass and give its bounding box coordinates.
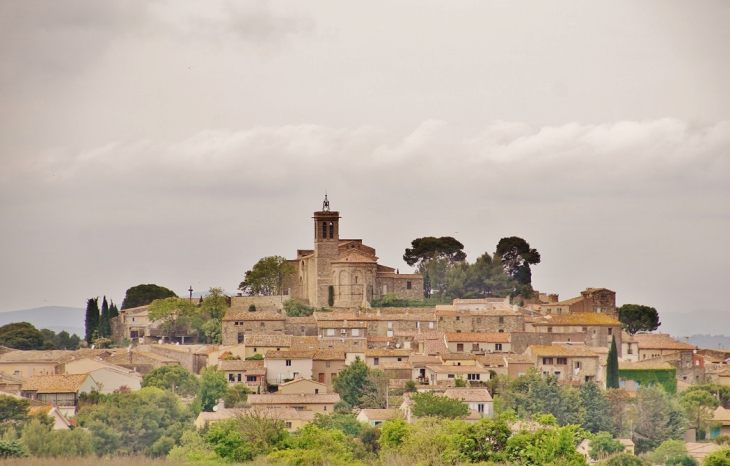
[0,457,176,466]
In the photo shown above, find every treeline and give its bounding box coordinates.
[0,322,81,351]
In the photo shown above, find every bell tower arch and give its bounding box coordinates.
[313,195,340,307]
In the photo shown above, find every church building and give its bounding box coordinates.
[288,197,424,308]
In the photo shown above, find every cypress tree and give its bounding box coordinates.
[108,300,119,319]
[84,297,100,344]
[606,335,619,389]
[99,296,110,337]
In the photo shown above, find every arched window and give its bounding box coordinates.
[329,222,334,239]
[322,222,327,239]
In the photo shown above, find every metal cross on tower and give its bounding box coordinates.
[322,194,330,211]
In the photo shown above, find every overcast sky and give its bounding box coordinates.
[1,1,728,335]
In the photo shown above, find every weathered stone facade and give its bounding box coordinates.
[284,316,318,336]
[510,332,587,355]
[436,309,525,334]
[541,288,617,318]
[221,311,286,346]
[287,198,424,308]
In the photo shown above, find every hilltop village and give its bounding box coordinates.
[2,200,730,465]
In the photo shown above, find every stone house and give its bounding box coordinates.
[357,409,403,426]
[314,313,369,340]
[264,350,315,385]
[381,361,412,380]
[63,358,143,394]
[287,198,423,308]
[445,332,511,353]
[104,350,180,375]
[243,334,292,358]
[247,392,340,414]
[410,354,443,383]
[443,388,493,418]
[504,354,534,378]
[312,350,346,387]
[621,332,639,362]
[525,345,601,384]
[540,288,617,318]
[530,313,622,355]
[366,312,437,338]
[475,354,509,377]
[365,349,410,368]
[618,360,677,393]
[435,307,524,334]
[147,344,210,374]
[21,374,100,417]
[284,316,318,336]
[220,360,266,391]
[440,353,478,366]
[222,311,286,346]
[278,378,328,395]
[634,334,703,384]
[423,364,491,387]
[711,406,730,439]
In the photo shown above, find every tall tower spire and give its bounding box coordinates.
[322,193,330,212]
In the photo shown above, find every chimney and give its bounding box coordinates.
[548,294,559,303]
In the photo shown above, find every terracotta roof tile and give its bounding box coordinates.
[634,334,697,351]
[365,349,411,357]
[265,350,316,359]
[618,361,674,371]
[223,311,285,321]
[243,335,292,347]
[248,393,341,404]
[313,350,345,361]
[445,332,510,343]
[443,388,493,402]
[358,408,402,420]
[219,360,265,371]
[290,337,320,350]
[426,365,490,374]
[528,345,599,357]
[22,374,90,393]
[533,313,621,327]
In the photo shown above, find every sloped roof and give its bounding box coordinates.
[265,350,316,360]
[358,409,402,420]
[290,336,320,351]
[219,360,265,371]
[634,333,697,351]
[22,374,91,393]
[313,350,345,361]
[365,349,411,357]
[279,378,327,388]
[248,393,341,404]
[445,332,510,343]
[223,311,285,321]
[244,334,292,347]
[381,361,411,370]
[440,352,477,361]
[444,388,493,402]
[476,354,507,367]
[532,313,621,327]
[197,407,316,424]
[505,354,533,364]
[426,365,490,374]
[528,345,599,357]
[618,360,674,371]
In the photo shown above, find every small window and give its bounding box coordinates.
[387,322,393,329]
[547,327,552,333]
[407,281,412,290]
[429,322,434,329]
[608,328,613,335]
[477,318,481,324]
[238,333,244,344]
[315,389,319,394]
[575,361,582,369]
[247,375,256,382]
[237,374,242,382]
[593,330,596,335]
[286,360,292,366]
[557,358,567,365]
[397,357,402,361]
[254,348,257,352]
[260,322,265,327]
[286,422,292,429]
[374,357,379,366]
[277,348,280,351]
[352,329,360,336]
[498,329,504,333]
[448,374,455,378]
[495,343,502,351]
[582,327,587,332]
[322,222,327,238]
[387,330,393,337]
[543,358,554,365]
[326,361,331,368]
[229,374,235,382]
[467,373,481,381]
[439,317,443,321]
[323,406,327,411]
[329,222,334,239]
[471,343,480,351]
[457,344,464,352]
[456,316,460,321]
[301,326,305,332]
[498,316,504,324]
[327,329,335,336]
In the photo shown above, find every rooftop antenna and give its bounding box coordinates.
[323,192,330,211]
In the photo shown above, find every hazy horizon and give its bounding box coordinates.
[1,1,728,325]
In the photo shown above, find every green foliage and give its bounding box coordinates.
[332,357,371,406]
[590,431,625,460]
[667,455,699,466]
[506,422,588,466]
[0,395,29,422]
[510,369,585,426]
[248,304,256,311]
[142,365,199,396]
[84,297,100,344]
[360,369,389,409]
[632,386,687,454]
[685,384,730,409]
[581,382,615,434]
[201,318,222,344]
[205,410,287,462]
[379,417,409,451]
[704,449,730,466]
[619,367,678,394]
[20,419,93,457]
[495,236,541,287]
[455,377,467,387]
[239,255,296,296]
[449,416,512,463]
[606,452,652,466]
[0,322,45,350]
[121,284,177,310]
[403,236,467,267]
[268,424,364,466]
[404,380,417,392]
[200,287,229,320]
[99,296,111,338]
[224,384,251,408]
[679,389,720,439]
[148,297,201,339]
[246,353,264,361]
[0,439,27,458]
[311,412,364,437]
[198,367,228,412]
[619,304,661,335]
[167,430,218,463]
[644,439,690,465]
[75,387,194,456]
[410,391,469,419]
[283,298,324,317]
[40,329,81,350]
[607,336,620,389]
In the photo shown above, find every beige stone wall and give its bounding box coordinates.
[375,275,424,300]
[312,360,346,387]
[472,315,524,333]
[230,296,285,311]
[222,320,285,346]
[510,332,586,355]
[149,346,208,374]
[437,316,473,333]
[447,341,510,353]
[333,262,377,307]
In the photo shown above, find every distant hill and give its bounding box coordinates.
[0,306,85,337]
[660,309,729,338]
[677,334,730,350]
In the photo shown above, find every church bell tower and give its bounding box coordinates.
[313,195,340,307]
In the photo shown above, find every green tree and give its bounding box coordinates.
[704,449,730,466]
[379,417,410,451]
[607,388,632,437]
[607,335,620,389]
[465,252,519,298]
[606,452,651,466]
[679,389,720,439]
[148,297,200,340]
[632,386,687,454]
[359,369,389,409]
[0,395,29,422]
[268,424,363,466]
[495,236,541,288]
[20,419,93,457]
[121,284,177,310]
[142,365,199,396]
[311,412,364,437]
[201,318,222,344]
[0,439,27,458]
[198,367,228,412]
[644,439,690,465]
[283,298,318,317]
[590,431,625,460]
[0,323,45,350]
[509,369,584,426]
[505,422,588,466]
[76,387,193,456]
[56,331,81,350]
[223,384,251,408]
[410,391,469,419]
[201,287,228,319]
[450,416,512,463]
[238,256,295,296]
[84,297,100,344]
[403,236,467,268]
[619,304,661,335]
[333,357,371,406]
[581,382,614,434]
[99,296,111,338]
